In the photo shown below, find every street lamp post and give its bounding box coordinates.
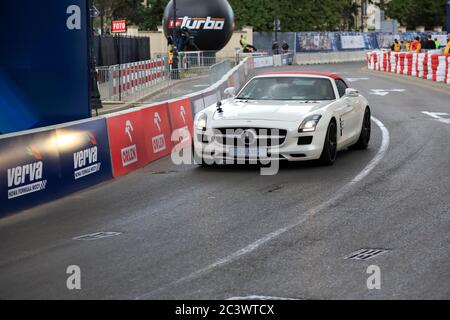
[89,1,102,114]
[173,0,177,45]
[273,0,280,52]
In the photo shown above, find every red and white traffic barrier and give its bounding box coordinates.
[446,56,450,84]
[368,50,449,86]
[109,58,167,100]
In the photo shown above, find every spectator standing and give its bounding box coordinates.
[434,38,440,49]
[272,41,279,55]
[411,37,422,53]
[282,41,290,53]
[393,39,401,52]
[444,34,450,54]
[425,35,436,50]
[405,40,411,51]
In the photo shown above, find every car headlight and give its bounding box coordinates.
[298,115,322,133]
[196,114,207,131]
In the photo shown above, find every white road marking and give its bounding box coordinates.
[370,89,405,96]
[421,111,450,124]
[347,78,369,83]
[193,84,209,88]
[370,91,389,96]
[73,232,122,241]
[136,117,390,299]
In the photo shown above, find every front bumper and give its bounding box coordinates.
[193,125,327,163]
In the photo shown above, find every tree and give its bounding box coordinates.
[140,0,170,31]
[93,0,146,32]
[229,0,362,32]
[93,0,368,33]
[385,0,447,30]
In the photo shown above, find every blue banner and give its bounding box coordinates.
[56,119,113,194]
[0,130,62,214]
[0,0,90,135]
[296,32,338,52]
[293,31,448,53]
[0,119,113,216]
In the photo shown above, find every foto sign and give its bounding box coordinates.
[112,20,127,33]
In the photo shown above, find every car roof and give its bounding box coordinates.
[257,71,342,80]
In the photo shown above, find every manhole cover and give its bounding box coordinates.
[73,232,122,241]
[345,249,388,261]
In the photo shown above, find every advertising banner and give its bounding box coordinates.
[0,130,61,215]
[0,0,90,134]
[168,98,194,147]
[141,103,173,162]
[247,57,255,76]
[340,35,365,49]
[188,93,206,115]
[106,110,148,177]
[203,90,221,110]
[168,98,194,133]
[56,119,112,193]
[296,32,336,52]
[253,56,274,68]
[227,70,241,89]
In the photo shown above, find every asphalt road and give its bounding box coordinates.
[1,62,450,300]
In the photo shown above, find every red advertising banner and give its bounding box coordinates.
[141,103,173,162]
[168,98,194,148]
[112,20,127,33]
[106,110,148,177]
[168,98,193,132]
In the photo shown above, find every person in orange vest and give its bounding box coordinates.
[444,33,450,54]
[393,39,401,52]
[405,40,411,51]
[411,37,422,53]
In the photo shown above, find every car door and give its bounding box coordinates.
[335,79,360,146]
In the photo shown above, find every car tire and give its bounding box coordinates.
[319,119,338,166]
[350,107,371,150]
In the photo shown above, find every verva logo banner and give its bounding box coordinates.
[112,20,127,33]
[168,98,194,144]
[56,119,112,192]
[72,132,100,180]
[168,17,225,30]
[141,103,173,162]
[106,111,148,177]
[7,145,46,200]
[0,130,61,215]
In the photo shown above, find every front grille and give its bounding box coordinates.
[212,128,287,147]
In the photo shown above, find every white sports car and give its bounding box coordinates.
[193,71,371,166]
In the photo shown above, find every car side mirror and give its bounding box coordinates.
[224,87,236,98]
[345,88,359,97]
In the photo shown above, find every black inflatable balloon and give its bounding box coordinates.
[163,0,235,51]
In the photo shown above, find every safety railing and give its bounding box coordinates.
[96,57,167,102]
[177,51,218,69]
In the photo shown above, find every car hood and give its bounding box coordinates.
[211,100,331,122]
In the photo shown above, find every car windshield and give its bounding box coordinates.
[236,77,336,101]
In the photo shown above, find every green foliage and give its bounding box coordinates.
[385,0,447,30]
[139,0,170,30]
[228,0,360,32]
